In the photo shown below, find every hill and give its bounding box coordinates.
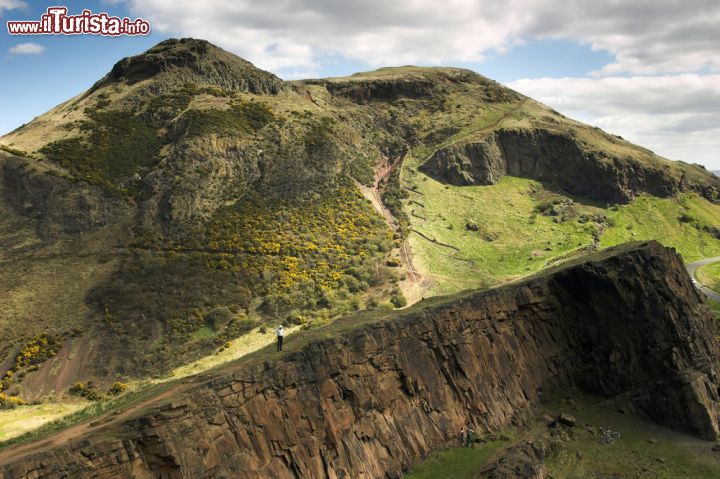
[0,37,718,403]
[2,242,720,478]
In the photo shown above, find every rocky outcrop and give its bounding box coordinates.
[0,154,131,240]
[421,128,720,204]
[137,135,261,229]
[93,38,287,94]
[325,77,440,104]
[481,439,550,479]
[320,68,521,105]
[2,241,719,478]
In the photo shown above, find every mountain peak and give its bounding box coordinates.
[94,38,286,94]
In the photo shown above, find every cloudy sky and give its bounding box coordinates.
[1,0,718,168]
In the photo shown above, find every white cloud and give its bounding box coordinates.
[0,0,26,16]
[8,42,45,55]
[124,0,720,169]
[507,75,720,169]
[128,0,720,76]
[522,1,720,76]
[128,0,527,76]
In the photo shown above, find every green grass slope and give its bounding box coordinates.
[401,153,720,295]
[406,392,720,478]
[696,262,720,292]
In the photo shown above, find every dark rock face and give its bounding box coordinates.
[421,129,720,204]
[0,156,130,240]
[2,242,719,478]
[320,68,521,105]
[95,38,286,94]
[326,77,439,103]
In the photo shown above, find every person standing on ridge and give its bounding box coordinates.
[276,324,285,352]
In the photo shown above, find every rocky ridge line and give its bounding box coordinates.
[1,241,719,478]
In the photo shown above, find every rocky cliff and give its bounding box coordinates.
[421,128,720,204]
[0,154,131,240]
[2,241,719,478]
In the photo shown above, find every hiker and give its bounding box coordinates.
[458,427,466,447]
[276,324,285,352]
[466,427,475,447]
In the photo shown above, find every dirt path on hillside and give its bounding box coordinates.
[358,100,530,300]
[0,326,301,466]
[398,99,532,292]
[0,380,194,465]
[355,155,426,303]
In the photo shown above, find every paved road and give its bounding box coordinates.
[685,256,720,302]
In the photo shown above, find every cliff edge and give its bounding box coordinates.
[2,241,719,478]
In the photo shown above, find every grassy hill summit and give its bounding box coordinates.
[0,38,718,405]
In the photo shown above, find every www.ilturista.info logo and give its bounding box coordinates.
[7,6,150,36]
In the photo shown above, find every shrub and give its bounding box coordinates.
[381,167,410,236]
[14,334,62,370]
[40,109,163,182]
[175,100,274,139]
[390,292,407,308]
[68,382,88,395]
[286,311,308,325]
[235,318,258,333]
[108,382,128,396]
[204,307,234,331]
[69,381,103,401]
[0,393,26,409]
[0,144,27,156]
[679,212,701,228]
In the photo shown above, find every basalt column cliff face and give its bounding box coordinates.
[2,242,719,478]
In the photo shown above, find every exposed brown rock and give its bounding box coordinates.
[481,439,551,479]
[421,128,720,204]
[558,413,576,428]
[325,76,439,104]
[2,241,719,478]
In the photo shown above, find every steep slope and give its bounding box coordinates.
[0,38,718,399]
[1,242,719,478]
[420,123,719,205]
[0,38,399,396]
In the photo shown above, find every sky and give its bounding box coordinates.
[0,0,718,169]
